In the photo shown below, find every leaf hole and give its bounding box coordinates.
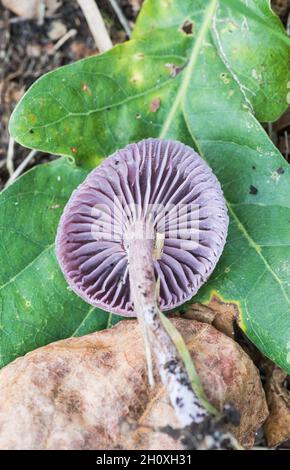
[181,19,193,35]
[277,167,285,175]
[249,185,258,195]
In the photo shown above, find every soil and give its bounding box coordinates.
[0,0,138,189]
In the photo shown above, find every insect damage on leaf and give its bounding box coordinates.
[180,19,194,35]
[149,98,161,112]
[249,185,258,195]
[165,62,187,78]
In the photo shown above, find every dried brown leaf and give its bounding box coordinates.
[208,295,240,338]
[264,366,290,448]
[271,0,289,17]
[182,303,216,324]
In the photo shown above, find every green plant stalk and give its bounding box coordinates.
[158,309,218,416]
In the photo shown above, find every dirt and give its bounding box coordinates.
[0,0,138,190]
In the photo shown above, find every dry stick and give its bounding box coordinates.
[284,130,289,161]
[108,0,132,37]
[52,29,77,53]
[6,137,15,177]
[77,0,113,52]
[5,149,37,187]
[36,0,46,26]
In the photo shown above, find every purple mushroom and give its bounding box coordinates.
[56,138,229,435]
[57,139,228,314]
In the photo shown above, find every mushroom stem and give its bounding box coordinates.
[127,220,209,426]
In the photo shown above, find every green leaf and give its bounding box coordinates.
[134,0,289,122]
[6,0,290,373]
[215,0,290,121]
[221,0,290,48]
[0,158,122,368]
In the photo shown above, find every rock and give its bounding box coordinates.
[0,318,268,449]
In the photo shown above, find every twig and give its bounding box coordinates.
[36,0,46,26]
[77,0,113,52]
[287,10,290,37]
[284,130,289,161]
[5,150,37,188]
[108,0,132,37]
[52,29,77,52]
[267,122,273,141]
[6,137,15,177]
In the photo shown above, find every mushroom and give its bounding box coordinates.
[56,138,229,436]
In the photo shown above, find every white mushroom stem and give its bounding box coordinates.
[127,220,209,426]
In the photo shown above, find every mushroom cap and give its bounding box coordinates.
[56,139,228,317]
